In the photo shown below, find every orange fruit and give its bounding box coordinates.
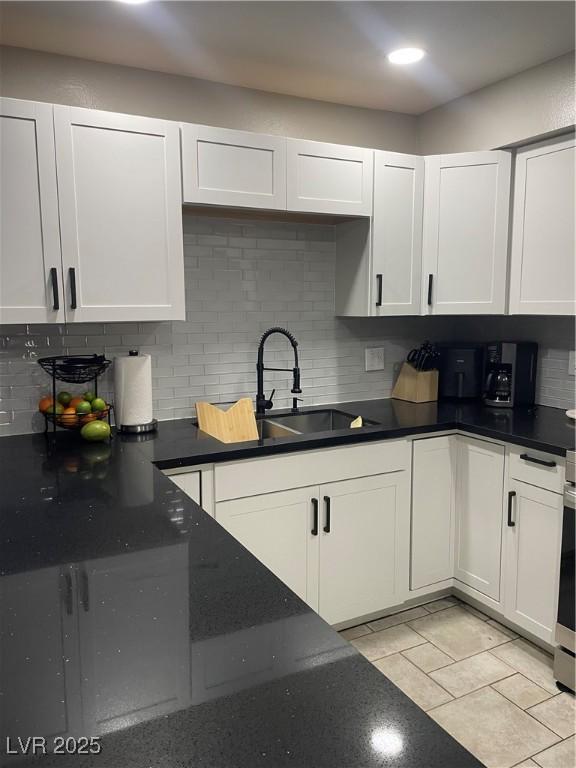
[60,407,78,427]
[70,396,85,409]
[39,396,54,413]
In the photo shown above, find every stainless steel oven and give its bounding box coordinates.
[554,450,575,693]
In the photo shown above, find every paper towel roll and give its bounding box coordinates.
[114,352,153,427]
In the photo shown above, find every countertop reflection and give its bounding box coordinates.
[0,413,491,767]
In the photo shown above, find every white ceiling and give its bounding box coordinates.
[0,1,574,114]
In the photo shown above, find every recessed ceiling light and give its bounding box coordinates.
[117,0,150,4]
[387,48,426,65]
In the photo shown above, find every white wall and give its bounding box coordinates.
[0,45,419,153]
[419,52,575,153]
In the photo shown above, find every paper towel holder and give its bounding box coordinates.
[117,350,158,434]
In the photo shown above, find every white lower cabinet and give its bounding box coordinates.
[411,436,456,590]
[454,436,505,602]
[164,465,215,517]
[215,463,409,625]
[318,473,409,625]
[504,481,563,643]
[215,487,318,609]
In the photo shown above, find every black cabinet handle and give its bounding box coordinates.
[50,267,60,310]
[323,496,331,533]
[311,498,319,536]
[69,267,77,310]
[375,274,383,307]
[62,572,73,616]
[80,569,89,612]
[519,453,556,468]
[507,490,516,527]
[427,274,434,306]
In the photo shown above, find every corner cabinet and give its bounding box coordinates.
[0,98,64,325]
[286,139,373,216]
[509,135,575,315]
[422,151,511,315]
[181,124,287,210]
[54,106,185,322]
[335,151,423,317]
[454,436,505,602]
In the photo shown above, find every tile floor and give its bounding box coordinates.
[340,597,576,768]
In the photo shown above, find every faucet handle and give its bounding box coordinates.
[291,397,303,413]
[264,388,276,410]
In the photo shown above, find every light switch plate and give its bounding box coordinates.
[569,351,576,374]
[365,347,385,372]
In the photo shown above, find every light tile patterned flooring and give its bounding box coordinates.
[340,597,575,768]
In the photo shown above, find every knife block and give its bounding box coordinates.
[392,362,438,403]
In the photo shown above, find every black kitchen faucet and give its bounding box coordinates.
[256,327,302,415]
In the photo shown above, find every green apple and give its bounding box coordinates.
[75,400,92,415]
[57,391,72,406]
[83,391,95,403]
[91,397,107,413]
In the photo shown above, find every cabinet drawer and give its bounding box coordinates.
[215,440,409,502]
[508,446,564,493]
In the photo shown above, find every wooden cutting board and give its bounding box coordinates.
[195,398,259,443]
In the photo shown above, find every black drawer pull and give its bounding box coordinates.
[519,453,556,468]
[69,267,77,310]
[50,267,60,310]
[323,496,331,533]
[375,274,383,307]
[311,498,319,536]
[80,569,89,612]
[507,490,516,527]
[427,274,433,306]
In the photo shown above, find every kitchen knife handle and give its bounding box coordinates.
[519,453,556,468]
[311,498,319,536]
[507,490,516,527]
[50,267,60,310]
[323,496,331,533]
[69,267,77,310]
[375,274,383,307]
[427,274,433,307]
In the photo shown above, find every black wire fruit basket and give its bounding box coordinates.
[37,354,114,434]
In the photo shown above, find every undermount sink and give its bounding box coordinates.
[256,418,301,439]
[263,409,378,435]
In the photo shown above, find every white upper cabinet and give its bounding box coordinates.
[372,152,424,315]
[0,98,64,325]
[286,139,373,216]
[509,135,575,315]
[181,124,287,210]
[54,106,185,322]
[422,151,511,315]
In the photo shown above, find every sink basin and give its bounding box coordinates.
[265,409,378,435]
[257,418,301,439]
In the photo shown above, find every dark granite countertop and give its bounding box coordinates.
[141,398,575,471]
[0,401,491,768]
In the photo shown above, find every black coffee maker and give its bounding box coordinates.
[483,342,538,408]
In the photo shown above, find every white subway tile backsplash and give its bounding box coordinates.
[1,214,574,436]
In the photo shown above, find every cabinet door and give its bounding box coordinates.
[78,545,190,735]
[372,152,423,316]
[504,481,563,643]
[509,135,575,315]
[422,151,511,315]
[411,436,456,590]
[215,487,319,609]
[181,124,287,210]
[318,472,409,625]
[0,566,80,742]
[54,106,185,322]
[164,467,215,517]
[454,437,505,601]
[286,139,373,216]
[0,98,64,324]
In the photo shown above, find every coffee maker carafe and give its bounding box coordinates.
[485,364,513,406]
[483,342,538,408]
